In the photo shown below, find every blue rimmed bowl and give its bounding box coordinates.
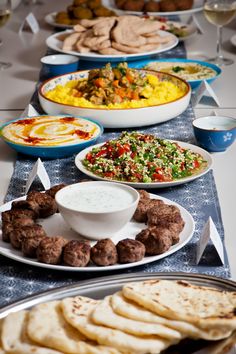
[0,115,103,158]
[193,115,236,152]
[129,58,221,89]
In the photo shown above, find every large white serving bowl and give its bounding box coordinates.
[38,70,191,129]
[55,181,140,240]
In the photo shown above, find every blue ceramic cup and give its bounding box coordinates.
[41,54,79,79]
[193,116,236,152]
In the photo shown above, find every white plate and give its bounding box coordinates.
[0,193,194,272]
[75,141,212,188]
[46,30,178,62]
[103,0,204,16]
[230,34,236,47]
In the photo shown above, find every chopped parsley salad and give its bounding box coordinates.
[83,132,206,183]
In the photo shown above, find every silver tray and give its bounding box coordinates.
[1,272,236,353]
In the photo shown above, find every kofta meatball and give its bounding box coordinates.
[123,0,145,11]
[133,198,164,223]
[147,204,184,229]
[91,239,118,266]
[136,226,172,255]
[37,236,68,264]
[11,199,39,216]
[87,0,101,9]
[159,0,177,11]
[1,208,37,223]
[168,223,182,244]
[175,0,193,10]
[143,0,160,12]
[63,240,91,267]
[46,184,67,199]
[115,0,126,8]
[9,224,47,250]
[137,190,150,201]
[22,235,48,257]
[93,6,115,16]
[116,238,145,263]
[73,6,93,19]
[27,191,57,218]
[2,217,35,243]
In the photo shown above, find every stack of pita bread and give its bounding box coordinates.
[1,279,236,354]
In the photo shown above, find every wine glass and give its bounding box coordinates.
[203,0,236,66]
[0,0,11,70]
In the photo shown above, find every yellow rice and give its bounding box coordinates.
[44,75,187,109]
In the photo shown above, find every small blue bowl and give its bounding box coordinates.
[193,116,236,152]
[128,58,221,89]
[41,54,79,79]
[0,115,103,159]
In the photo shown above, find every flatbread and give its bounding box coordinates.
[61,295,174,354]
[91,295,182,340]
[111,291,233,340]
[123,280,236,330]
[27,300,118,354]
[1,310,63,354]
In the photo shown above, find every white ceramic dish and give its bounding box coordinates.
[45,29,178,62]
[0,193,194,272]
[230,34,236,47]
[75,141,212,188]
[102,0,204,16]
[55,181,140,239]
[38,70,191,129]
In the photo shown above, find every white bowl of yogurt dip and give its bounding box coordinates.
[55,181,140,240]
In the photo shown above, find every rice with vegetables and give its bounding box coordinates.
[83,131,206,183]
[44,63,187,109]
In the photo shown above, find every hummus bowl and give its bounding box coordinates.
[130,59,221,89]
[0,115,103,158]
[38,68,191,129]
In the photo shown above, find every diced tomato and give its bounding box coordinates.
[86,152,93,162]
[123,143,130,152]
[134,173,142,181]
[152,172,165,181]
[104,172,114,178]
[180,162,185,170]
[117,147,126,156]
[194,160,200,169]
[95,149,107,157]
[130,152,136,159]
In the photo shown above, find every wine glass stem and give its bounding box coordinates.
[216,26,223,60]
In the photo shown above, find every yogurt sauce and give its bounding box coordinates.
[60,185,135,212]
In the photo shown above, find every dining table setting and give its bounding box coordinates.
[0,0,236,352]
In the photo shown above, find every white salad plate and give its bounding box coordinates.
[45,29,178,62]
[75,141,213,189]
[0,193,194,272]
[102,0,204,16]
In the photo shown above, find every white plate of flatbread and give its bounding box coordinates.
[1,273,236,354]
[46,28,178,62]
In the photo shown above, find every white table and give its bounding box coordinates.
[0,1,236,279]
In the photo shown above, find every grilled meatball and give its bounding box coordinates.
[147,204,184,229]
[117,238,145,264]
[1,208,37,223]
[37,236,67,264]
[46,184,67,199]
[27,191,57,218]
[159,0,177,11]
[136,226,172,255]
[137,190,150,201]
[143,0,160,12]
[123,0,144,11]
[22,235,48,257]
[175,0,193,10]
[1,217,35,242]
[91,239,118,266]
[63,240,91,267]
[133,198,164,223]
[9,224,46,250]
[11,200,39,216]
[168,223,182,244]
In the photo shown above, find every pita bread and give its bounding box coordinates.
[61,295,174,354]
[123,280,236,330]
[27,300,118,354]
[91,295,182,340]
[111,291,233,340]
[1,310,63,354]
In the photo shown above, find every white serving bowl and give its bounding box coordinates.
[38,69,191,129]
[55,181,140,240]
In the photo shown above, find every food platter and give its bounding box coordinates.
[75,141,212,189]
[102,0,204,16]
[44,12,197,41]
[2,272,236,312]
[45,29,178,62]
[0,193,194,272]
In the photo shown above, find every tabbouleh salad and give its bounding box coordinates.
[83,132,206,183]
